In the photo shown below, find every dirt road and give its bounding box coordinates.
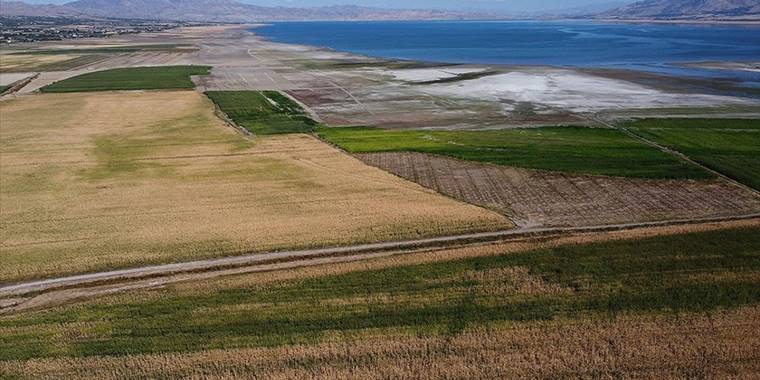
[2,214,758,314]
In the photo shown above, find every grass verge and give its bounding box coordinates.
[317,126,710,179]
[39,66,210,92]
[625,118,760,190]
[205,90,317,135]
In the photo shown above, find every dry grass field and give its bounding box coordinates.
[3,307,757,379]
[0,91,509,283]
[1,220,759,379]
[358,152,760,227]
[0,53,105,73]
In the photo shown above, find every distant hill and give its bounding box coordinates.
[5,0,757,22]
[0,1,83,17]
[601,0,760,20]
[0,0,504,22]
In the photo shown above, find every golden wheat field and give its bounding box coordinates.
[0,91,509,282]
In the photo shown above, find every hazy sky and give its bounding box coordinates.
[23,0,632,12]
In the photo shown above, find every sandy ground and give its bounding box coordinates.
[0,72,33,86]
[380,67,487,82]
[13,69,88,93]
[420,69,757,113]
[358,152,760,228]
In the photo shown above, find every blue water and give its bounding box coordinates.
[255,20,760,83]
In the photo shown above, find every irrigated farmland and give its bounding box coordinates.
[39,66,211,92]
[0,91,509,282]
[317,126,709,179]
[1,223,759,378]
[626,118,760,190]
[206,90,317,135]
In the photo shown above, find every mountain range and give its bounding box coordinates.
[1,0,759,21]
[0,0,503,21]
[601,0,760,20]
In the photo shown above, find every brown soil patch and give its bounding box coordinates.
[357,152,760,227]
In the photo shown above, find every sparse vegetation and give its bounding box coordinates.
[1,225,758,363]
[12,44,193,55]
[39,66,211,92]
[206,90,318,135]
[0,45,197,73]
[0,53,107,72]
[317,126,710,179]
[625,118,760,190]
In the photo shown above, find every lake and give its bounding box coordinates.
[254,20,760,83]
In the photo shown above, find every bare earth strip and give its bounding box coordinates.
[3,218,756,314]
[0,91,508,283]
[1,305,757,379]
[357,152,760,227]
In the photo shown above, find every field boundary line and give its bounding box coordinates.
[281,90,323,123]
[2,213,759,299]
[210,100,255,138]
[589,115,760,198]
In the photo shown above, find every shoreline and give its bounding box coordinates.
[244,25,760,100]
[248,22,760,75]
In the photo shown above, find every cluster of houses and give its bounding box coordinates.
[0,16,186,44]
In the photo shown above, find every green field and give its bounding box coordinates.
[206,91,317,135]
[40,66,211,93]
[2,226,758,360]
[625,118,760,190]
[317,126,710,179]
